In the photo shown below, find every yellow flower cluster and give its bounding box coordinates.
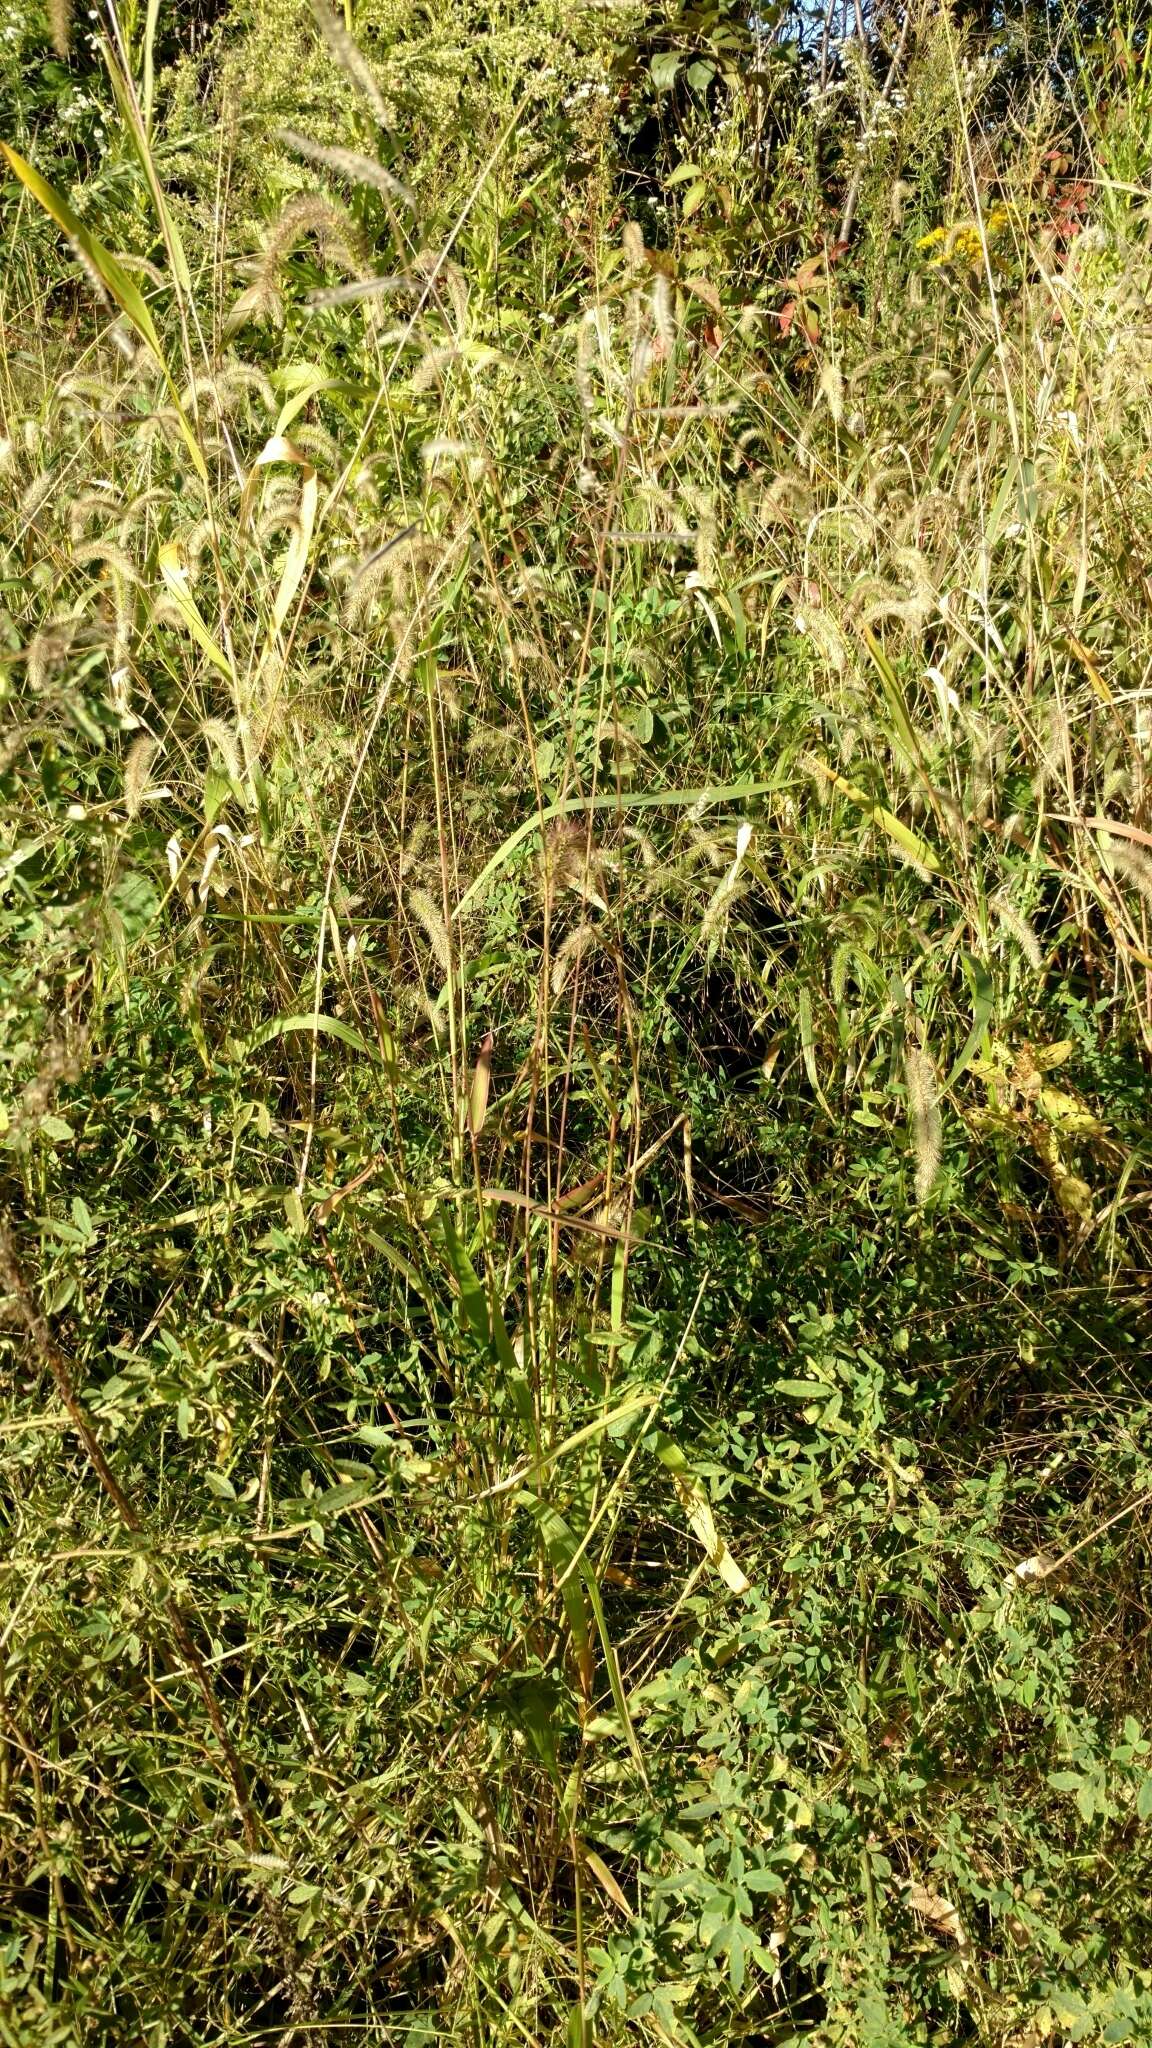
[918,208,1009,269]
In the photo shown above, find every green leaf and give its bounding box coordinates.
[944,952,995,1093]
[1137,1775,1152,1821]
[797,986,832,1117]
[1076,1779,1098,1823]
[454,774,784,917]
[1,142,159,344]
[860,625,922,771]
[241,1012,378,1061]
[928,337,996,480]
[519,1490,648,1784]
[102,39,192,291]
[439,1207,525,1391]
[311,1479,376,1518]
[650,51,680,90]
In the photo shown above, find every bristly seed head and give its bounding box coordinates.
[904,1042,941,1204]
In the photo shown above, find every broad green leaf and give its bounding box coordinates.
[439,1207,524,1389]
[859,626,921,769]
[1,141,160,344]
[928,337,995,480]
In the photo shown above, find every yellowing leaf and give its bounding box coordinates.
[467,1030,494,1137]
[158,546,234,680]
[1068,633,1113,705]
[241,436,318,632]
[1004,1551,1059,1595]
[1055,1174,1094,1223]
[806,756,941,874]
[1033,1039,1076,1071]
[1037,1086,1105,1137]
[583,1847,631,1915]
[241,1012,378,1061]
[650,1430,750,1593]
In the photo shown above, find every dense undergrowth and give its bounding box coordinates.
[3,0,1152,2042]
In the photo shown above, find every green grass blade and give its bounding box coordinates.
[239,1013,378,1060]
[455,775,785,917]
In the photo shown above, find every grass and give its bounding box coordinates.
[3,0,1152,2042]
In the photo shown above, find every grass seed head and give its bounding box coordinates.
[905,1042,942,1204]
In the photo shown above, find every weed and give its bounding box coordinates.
[3,3,1152,2044]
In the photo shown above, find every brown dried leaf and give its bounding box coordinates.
[907,1881,968,1949]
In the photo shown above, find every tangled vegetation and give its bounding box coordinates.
[3,0,1152,2041]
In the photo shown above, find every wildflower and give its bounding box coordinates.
[917,210,1009,271]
